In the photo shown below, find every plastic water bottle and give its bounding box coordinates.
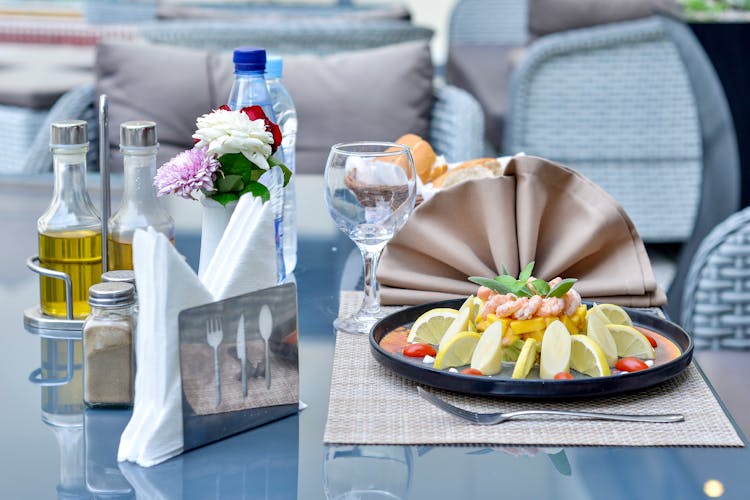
[227,47,286,282]
[266,56,298,274]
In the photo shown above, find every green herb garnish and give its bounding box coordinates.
[468,261,577,299]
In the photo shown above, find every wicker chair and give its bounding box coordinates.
[137,20,434,54]
[681,207,750,350]
[20,82,484,175]
[446,0,529,154]
[504,15,739,322]
[448,0,528,45]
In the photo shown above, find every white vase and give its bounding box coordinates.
[198,197,238,279]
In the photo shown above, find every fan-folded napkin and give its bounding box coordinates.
[117,194,276,467]
[378,155,665,307]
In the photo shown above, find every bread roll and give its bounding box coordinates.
[432,158,502,189]
[390,134,447,183]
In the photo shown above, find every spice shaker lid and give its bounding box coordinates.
[120,120,157,148]
[101,270,136,286]
[88,282,135,308]
[50,120,87,147]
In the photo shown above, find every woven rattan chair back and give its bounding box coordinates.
[449,0,529,46]
[682,208,750,349]
[505,16,702,244]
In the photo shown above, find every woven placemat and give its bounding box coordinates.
[324,292,744,447]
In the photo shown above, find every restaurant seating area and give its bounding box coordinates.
[3,1,750,498]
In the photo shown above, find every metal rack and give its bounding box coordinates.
[23,95,111,389]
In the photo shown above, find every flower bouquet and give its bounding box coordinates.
[155,104,290,205]
[154,104,291,275]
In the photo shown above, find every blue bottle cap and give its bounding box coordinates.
[233,47,266,72]
[265,56,283,79]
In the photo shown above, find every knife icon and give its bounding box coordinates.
[236,313,247,398]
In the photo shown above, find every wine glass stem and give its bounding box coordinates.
[360,246,383,316]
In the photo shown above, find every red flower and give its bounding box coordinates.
[241,105,282,153]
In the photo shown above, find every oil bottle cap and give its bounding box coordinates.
[88,282,135,308]
[120,121,157,148]
[50,120,87,147]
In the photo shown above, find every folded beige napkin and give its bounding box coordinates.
[378,155,666,307]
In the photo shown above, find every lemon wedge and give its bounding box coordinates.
[438,296,476,350]
[511,338,539,379]
[434,331,481,370]
[585,313,618,366]
[570,335,611,377]
[539,320,571,379]
[470,321,504,375]
[407,308,459,344]
[587,303,633,328]
[606,324,655,360]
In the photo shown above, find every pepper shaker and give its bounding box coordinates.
[82,282,136,408]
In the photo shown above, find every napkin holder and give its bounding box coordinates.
[178,282,299,453]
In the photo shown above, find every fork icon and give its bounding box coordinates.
[206,316,223,408]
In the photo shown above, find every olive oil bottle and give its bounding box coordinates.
[38,120,102,319]
[108,121,174,271]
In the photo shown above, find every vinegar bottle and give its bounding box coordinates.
[108,121,174,271]
[38,120,102,319]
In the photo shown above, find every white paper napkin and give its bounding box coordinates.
[201,195,276,300]
[118,228,214,467]
[118,193,278,468]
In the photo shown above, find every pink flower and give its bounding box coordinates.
[154,147,220,200]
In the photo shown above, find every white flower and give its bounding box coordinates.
[192,109,273,170]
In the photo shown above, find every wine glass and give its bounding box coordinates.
[324,142,417,334]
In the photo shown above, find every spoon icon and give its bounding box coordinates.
[259,305,272,389]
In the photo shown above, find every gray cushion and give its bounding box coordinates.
[0,43,93,109]
[529,0,677,36]
[96,40,433,173]
[446,45,522,151]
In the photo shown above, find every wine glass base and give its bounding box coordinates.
[334,314,380,335]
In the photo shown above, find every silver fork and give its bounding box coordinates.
[417,387,684,425]
[207,316,223,408]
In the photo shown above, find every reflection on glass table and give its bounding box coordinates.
[37,338,87,499]
[324,445,413,500]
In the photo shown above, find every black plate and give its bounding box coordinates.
[369,299,694,399]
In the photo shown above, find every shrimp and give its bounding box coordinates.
[495,297,525,318]
[563,288,582,316]
[477,286,494,301]
[513,295,543,320]
[548,277,562,287]
[481,292,512,317]
[538,297,564,317]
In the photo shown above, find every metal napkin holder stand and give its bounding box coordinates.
[23,95,112,388]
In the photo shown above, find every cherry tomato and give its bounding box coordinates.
[644,334,657,348]
[402,343,436,358]
[460,368,483,376]
[553,372,574,380]
[615,357,649,372]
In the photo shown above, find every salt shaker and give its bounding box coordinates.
[83,282,136,408]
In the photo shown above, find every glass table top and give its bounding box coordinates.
[1,174,748,500]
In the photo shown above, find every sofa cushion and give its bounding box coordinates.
[0,43,94,109]
[529,0,677,37]
[446,45,524,152]
[96,40,433,173]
